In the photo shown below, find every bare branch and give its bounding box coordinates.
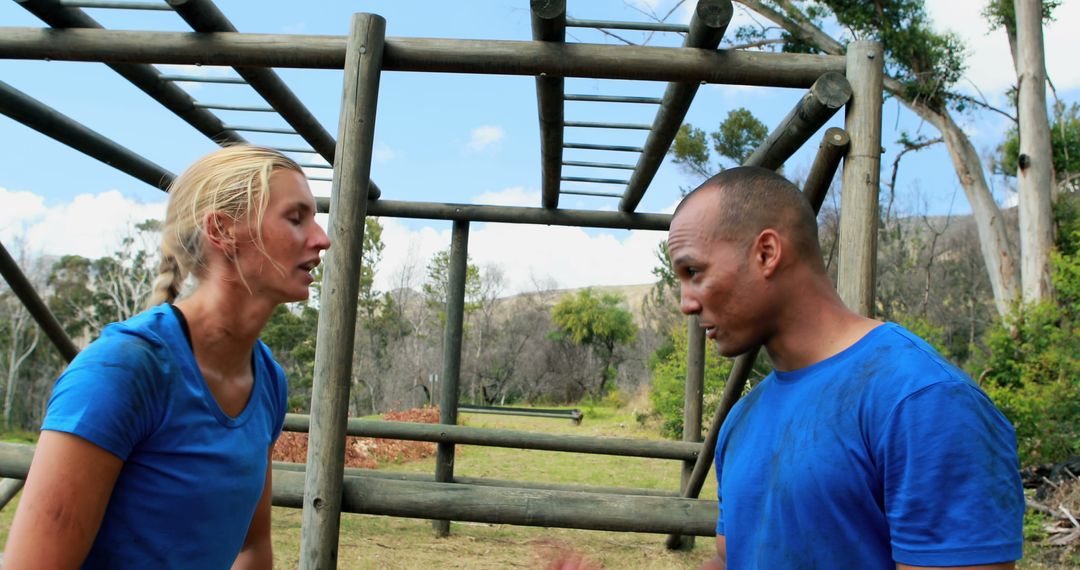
[952,88,1017,123]
[726,38,787,50]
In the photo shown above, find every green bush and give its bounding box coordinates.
[649,326,734,439]
[977,195,1080,465]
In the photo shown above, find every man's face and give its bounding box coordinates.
[668,193,768,357]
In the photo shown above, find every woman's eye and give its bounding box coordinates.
[288,217,301,226]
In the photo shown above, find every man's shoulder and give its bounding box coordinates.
[855,322,971,392]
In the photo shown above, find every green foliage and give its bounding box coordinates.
[825,0,966,109]
[711,108,769,166]
[982,0,1061,32]
[550,289,637,398]
[262,303,319,411]
[422,248,482,320]
[648,325,732,439]
[669,108,767,179]
[357,217,386,320]
[46,220,159,338]
[995,102,1080,190]
[979,194,1080,465]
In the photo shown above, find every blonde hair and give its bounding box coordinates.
[147,145,303,307]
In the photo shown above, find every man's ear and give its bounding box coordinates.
[203,211,236,257]
[753,229,782,278]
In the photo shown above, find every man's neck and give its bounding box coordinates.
[764,285,882,372]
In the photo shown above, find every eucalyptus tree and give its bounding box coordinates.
[726,0,1060,315]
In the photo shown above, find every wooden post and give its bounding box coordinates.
[837,40,884,316]
[667,315,705,550]
[531,0,566,209]
[299,13,384,570]
[802,127,850,212]
[433,219,469,537]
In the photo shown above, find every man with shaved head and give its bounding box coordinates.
[668,167,1024,569]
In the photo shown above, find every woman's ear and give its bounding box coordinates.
[203,211,237,257]
[753,229,782,279]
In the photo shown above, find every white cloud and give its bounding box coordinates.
[471,186,541,207]
[926,0,1080,94]
[466,125,505,153]
[374,142,398,163]
[0,188,166,260]
[371,218,667,295]
[1,188,668,299]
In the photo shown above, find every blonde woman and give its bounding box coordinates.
[4,145,330,568]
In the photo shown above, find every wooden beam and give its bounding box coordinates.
[13,0,245,145]
[166,0,379,200]
[743,72,851,170]
[329,199,671,231]
[619,0,734,213]
[0,239,80,363]
[278,470,720,536]
[0,27,846,87]
[0,80,174,191]
[282,414,701,461]
[531,0,566,209]
[0,443,719,537]
[273,462,679,498]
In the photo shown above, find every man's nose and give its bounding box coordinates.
[679,286,700,315]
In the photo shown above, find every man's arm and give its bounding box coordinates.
[699,535,726,570]
[4,431,123,569]
[232,448,275,570]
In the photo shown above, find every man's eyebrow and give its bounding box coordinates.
[671,254,695,268]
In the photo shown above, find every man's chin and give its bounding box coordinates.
[713,338,752,358]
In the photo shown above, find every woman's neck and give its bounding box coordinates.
[173,284,275,377]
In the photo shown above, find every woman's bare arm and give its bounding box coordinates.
[4,431,123,569]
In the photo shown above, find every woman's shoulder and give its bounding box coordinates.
[70,305,178,373]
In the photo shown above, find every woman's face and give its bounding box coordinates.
[233,169,331,304]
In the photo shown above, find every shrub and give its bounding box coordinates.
[649,326,733,439]
[977,195,1080,465]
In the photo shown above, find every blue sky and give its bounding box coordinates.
[1,1,1077,294]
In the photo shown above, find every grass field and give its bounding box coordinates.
[269,406,720,569]
[1,406,1076,568]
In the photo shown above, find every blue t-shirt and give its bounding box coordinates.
[715,323,1023,569]
[42,304,288,569]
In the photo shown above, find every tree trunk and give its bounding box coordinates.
[1014,0,1055,302]
[734,0,1023,316]
[901,97,1021,316]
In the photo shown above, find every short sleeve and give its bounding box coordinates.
[876,380,1024,566]
[714,446,725,536]
[42,332,166,460]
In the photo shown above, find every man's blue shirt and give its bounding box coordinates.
[715,323,1023,568]
[42,304,287,569]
